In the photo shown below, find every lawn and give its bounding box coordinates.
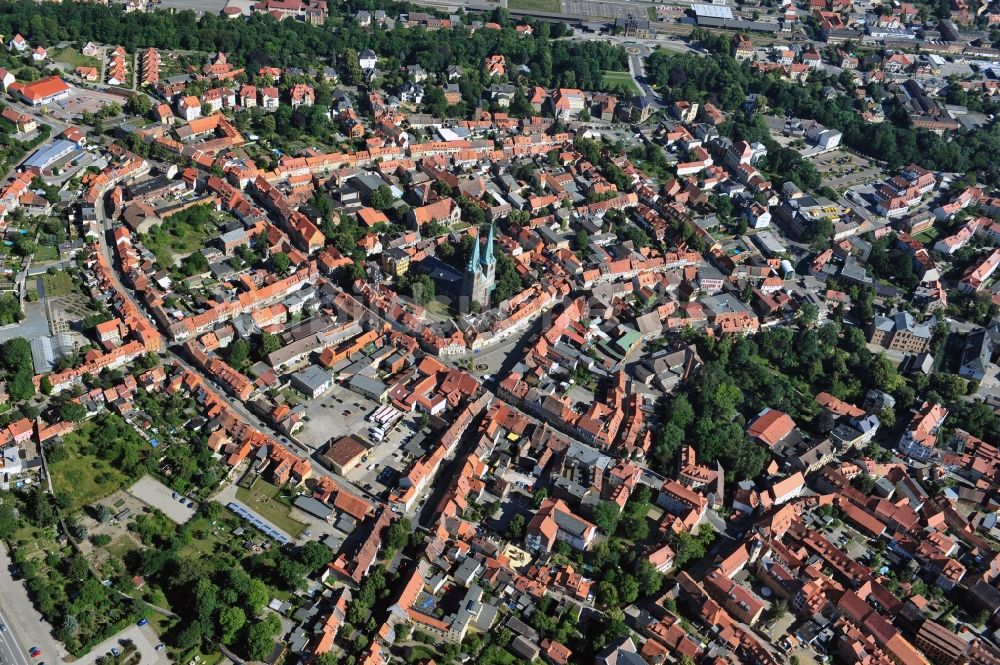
[178,512,243,559]
[50,47,100,69]
[601,70,638,95]
[50,434,129,511]
[508,0,560,11]
[914,228,941,244]
[39,270,76,297]
[235,478,307,538]
[33,245,59,262]
[141,205,219,269]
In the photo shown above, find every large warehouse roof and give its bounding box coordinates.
[692,4,735,19]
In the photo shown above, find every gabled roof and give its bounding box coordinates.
[747,408,796,446]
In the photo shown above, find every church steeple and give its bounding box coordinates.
[461,224,497,312]
[466,229,481,272]
[483,223,496,266]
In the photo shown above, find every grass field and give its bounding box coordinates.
[235,479,307,538]
[142,207,219,269]
[601,70,638,94]
[914,228,941,244]
[33,245,59,262]
[170,512,241,560]
[50,436,128,511]
[50,47,99,70]
[508,0,560,11]
[39,270,76,296]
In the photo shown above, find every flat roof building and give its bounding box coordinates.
[290,365,334,398]
[319,435,368,475]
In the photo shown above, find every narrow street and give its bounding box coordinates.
[93,218,298,449]
[93,216,391,507]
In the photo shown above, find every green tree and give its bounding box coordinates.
[271,251,290,275]
[258,332,281,359]
[298,540,333,572]
[385,519,410,552]
[59,401,87,423]
[8,370,35,402]
[0,502,18,539]
[218,606,246,644]
[591,501,621,534]
[342,48,363,86]
[0,295,23,326]
[125,94,153,117]
[369,185,395,211]
[598,581,619,606]
[244,614,281,660]
[1,338,32,373]
[507,514,526,540]
[410,274,435,305]
[227,339,251,369]
[245,579,269,616]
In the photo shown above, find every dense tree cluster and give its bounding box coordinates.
[128,502,328,658]
[646,47,1000,186]
[492,253,526,305]
[1,338,35,402]
[0,1,627,93]
[868,233,920,291]
[0,294,24,327]
[0,487,142,655]
[653,323,916,480]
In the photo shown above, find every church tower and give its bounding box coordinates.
[461,224,496,310]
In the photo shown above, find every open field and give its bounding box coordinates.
[33,245,59,262]
[601,70,638,94]
[39,269,77,297]
[50,437,129,511]
[508,0,560,11]
[235,478,307,538]
[51,47,99,69]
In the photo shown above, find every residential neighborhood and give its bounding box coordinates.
[0,0,999,664]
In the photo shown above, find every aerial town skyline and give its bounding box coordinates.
[0,0,998,664]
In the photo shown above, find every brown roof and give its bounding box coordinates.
[747,409,796,447]
[321,435,368,467]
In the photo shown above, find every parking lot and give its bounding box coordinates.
[73,623,167,665]
[158,0,228,12]
[294,382,381,449]
[48,87,126,123]
[129,475,196,524]
[810,150,882,191]
[346,412,431,497]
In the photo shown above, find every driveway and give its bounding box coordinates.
[73,624,166,665]
[0,544,67,664]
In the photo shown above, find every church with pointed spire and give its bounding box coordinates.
[462,224,496,310]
